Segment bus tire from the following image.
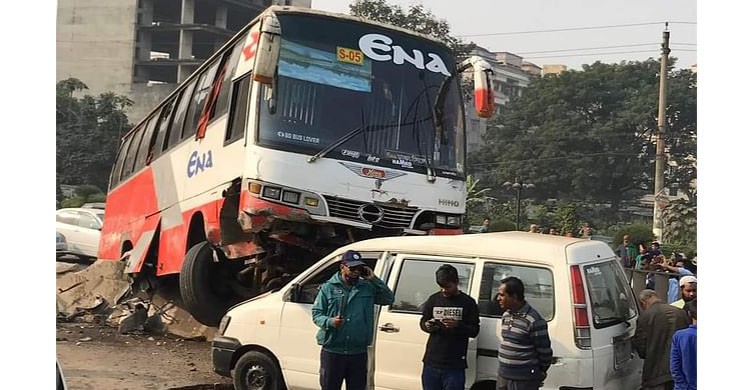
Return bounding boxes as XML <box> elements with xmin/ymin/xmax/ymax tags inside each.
<box><xmin>179</xmin><ymin>241</ymin><xmax>232</xmax><ymax>326</ymax></box>
<box><xmin>233</xmin><ymin>350</ymin><xmax>284</xmax><ymax>390</ymax></box>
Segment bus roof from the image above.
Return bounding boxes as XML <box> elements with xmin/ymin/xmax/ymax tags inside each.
<box><xmin>331</xmin><ymin>231</ymin><xmax>616</xmax><ymax>265</ymax></box>
<box><xmin>121</xmin><ymin>5</ymin><xmax>454</xmax><ymax>140</ymax></box>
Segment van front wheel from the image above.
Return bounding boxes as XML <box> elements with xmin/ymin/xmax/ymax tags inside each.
<box><xmin>233</xmin><ymin>351</ymin><xmax>284</xmax><ymax>390</ymax></box>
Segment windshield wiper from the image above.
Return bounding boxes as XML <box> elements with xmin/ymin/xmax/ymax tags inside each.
<box><xmin>307</xmin><ymin>123</ymin><xmax>383</xmax><ymax>163</ymax></box>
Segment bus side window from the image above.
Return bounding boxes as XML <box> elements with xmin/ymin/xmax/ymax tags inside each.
<box><xmin>182</xmin><ymin>59</ymin><xmax>220</xmax><ymax>140</ymax></box>
<box><xmin>167</xmin><ymin>79</ymin><xmax>197</xmax><ymax>150</ymax></box>
<box><xmin>110</xmin><ymin>133</ymin><xmax>134</xmax><ymax>189</ymax></box>
<box><xmin>225</xmin><ymin>73</ymin><xmax>252</xmax><ymax>145</ymax></box>
<box><xmin>121</xmin><ymin>125</ymin><xmax>146</xmax><ymax>179</ymax></box>
<box><xmin>213</xmin><ymin>34</ymin><xmax>246</xmax><ymax>119</ymax></box>
<box><xmin>153</xmin><ymin>97</ymin><xmax>178</xmax><ymax>159</ymax></box>
<box><xmin>134</xmin><ymin>114</ymin><xmax>159</xmax><ymax>170</ymax></box>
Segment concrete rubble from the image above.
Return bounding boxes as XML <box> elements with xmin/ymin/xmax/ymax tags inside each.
<box><xmin>56</xmin><ymin>260</ymin><xmax>217</xmax><ymax>340</ymax></box>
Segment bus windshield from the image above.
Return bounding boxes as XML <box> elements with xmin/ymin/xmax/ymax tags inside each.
<box><xmin>258</xmin><ymin>13</ymin><xmax>465</xmax><ymax>177</ymax></box>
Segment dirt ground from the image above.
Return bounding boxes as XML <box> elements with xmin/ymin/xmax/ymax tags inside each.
<box><xmin>56</xmin><ymin>318</ymin><xmax>233</xmax><ymax>390</ymax></box>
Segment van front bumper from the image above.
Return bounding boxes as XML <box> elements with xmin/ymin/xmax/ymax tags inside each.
<box><xmin>212</xmin><ymin>336</ymin><xmax>241</xmax><ymax>377</ymax></box>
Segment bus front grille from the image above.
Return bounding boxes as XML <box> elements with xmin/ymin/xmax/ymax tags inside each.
<box><xmin>323</xmin><ymin>196</ymin><xmax>418</xmax><ymax>229</ymax></box>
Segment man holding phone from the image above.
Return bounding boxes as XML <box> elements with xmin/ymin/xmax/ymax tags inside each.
<box><xmin>419</xmin><ymin>264</ymin><xmax>480</xmax><ymax>390</ymax></box>
<box><xmin>311</xmin><ymin>250</ymin><xmax>394</xmax><ymax>390</ymax></box>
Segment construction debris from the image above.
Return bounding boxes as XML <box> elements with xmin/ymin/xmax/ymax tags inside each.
<box><xmin>56</xmin><ymin>260</ymin><xmax>217</xmax><ymax>340</ymax></box>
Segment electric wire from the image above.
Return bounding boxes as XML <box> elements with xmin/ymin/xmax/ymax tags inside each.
<box><xmin>457</xmin><ymin>21</ymin><xmax>697</xmax><ymax>38</ymax></box>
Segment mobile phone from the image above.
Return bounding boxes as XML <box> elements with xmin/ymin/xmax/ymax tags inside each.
<box><xmin>428</xmin><ymin>318</ymin><xmax>445</xmax><ymax>327</ymax></box>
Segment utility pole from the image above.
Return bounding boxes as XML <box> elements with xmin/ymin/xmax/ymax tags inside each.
<box><xmin>653</xmin><ymin>23</ymin><xmax>670</xmax><ymax>243</ymax></box>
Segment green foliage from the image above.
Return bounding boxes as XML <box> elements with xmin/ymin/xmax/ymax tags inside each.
<box><xmin>469</xmin><ymin>59</ymin><xmax>697</xmax><ymax>214</ymax></box>
<box><xmin>661</xmin><ymin>198</ymin><xmax>697</xmax><ymax>258</ymax></box>
<box><xmin>465</xmin><ymin>175</ymin><xmax>491</xmax><ymax>206</ymax></box>
<box><xmin>57</xmin><ymin>78</ymin><xmax>133</xmax><ymax>192</ymax></box>
<box><xmin>488</xmin><ymin>218</ymin><xmax>516</xmax><ymax>232</ymax></box>
<box><xmin>59</xmin><ymin>184</ymin><xmax>106</xmax><ymax>209</ymax></box>
<box><xmin>553</xmin><ymin>201</ymin><xmax>580</xmax><ymax>236</ymax></box>
<box><xmin>611</xmin><ymin>222</ymin><xmax>654</xmax><ymax>249</ymax></box>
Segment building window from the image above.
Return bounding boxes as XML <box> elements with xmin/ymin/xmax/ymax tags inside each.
<box><xmin>470</xmin><ymin>119</ymin><xmax>480</xmax><ymax>132</ymax></box>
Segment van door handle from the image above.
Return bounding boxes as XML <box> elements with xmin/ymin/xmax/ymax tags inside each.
<box><xmin>378</xmin><ymin>323</ymin><xmax>399</xmax><ymax>333</ymax></box>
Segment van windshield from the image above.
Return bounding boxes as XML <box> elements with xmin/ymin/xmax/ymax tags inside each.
<box><xmin>583</xmin><ymin>260</ymin><xmax>638</xmax><ymax>328</ymax></box>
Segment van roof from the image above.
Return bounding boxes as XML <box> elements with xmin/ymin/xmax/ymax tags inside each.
<box><xmin>337</xmin><ymin>232</ymin><xmax>615</xmax><ymax>264</ymax></box>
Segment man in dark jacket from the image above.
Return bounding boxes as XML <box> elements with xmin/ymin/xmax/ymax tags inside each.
<box><xmin>311</xmin><ymin>250</ymin><xmax>394</xmax><ymax>390</ymax></box>
<box><xmin>419</xmin><ymin>264</ymin><xmax>480</xmax><ymax>390</ymax></box>
<box><xmin>633</xmin><ymin>289</ymin><xmax>690</xmax><ymax>390</ymax></box>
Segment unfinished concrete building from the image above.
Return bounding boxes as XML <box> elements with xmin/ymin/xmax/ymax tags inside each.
<box><xmin>57</xmin><ymin>0</ymin><xmax>312</xmax><ymax>123</ymax></box>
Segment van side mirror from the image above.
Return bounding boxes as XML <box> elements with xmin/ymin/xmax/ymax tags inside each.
<box><xmin>253</xmin><ymin>13</ymin><xmax>281</xmax><ymax>85</ymax></box>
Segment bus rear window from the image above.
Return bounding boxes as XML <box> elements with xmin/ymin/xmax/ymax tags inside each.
<box><xmin>583</xmin><ymin>260</ymin><xmax>638</xmax><ymax>328</ymax></box>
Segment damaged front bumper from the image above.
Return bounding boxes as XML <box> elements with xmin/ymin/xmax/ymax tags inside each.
<box><xmin>211</xmin><ymin>336</ymin><xmax>241</xmax><ymax>377</ymax></box>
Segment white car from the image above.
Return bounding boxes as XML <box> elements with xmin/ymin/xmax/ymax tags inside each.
<box><xmin>55</xmin><ymin>207</ymin><xmax>105</xmax><ymax>260</ymax></box>
<box><xmin>56</xmin><ymin>231</ymin><xmax>68</xmax><ymax>257</ymax></box>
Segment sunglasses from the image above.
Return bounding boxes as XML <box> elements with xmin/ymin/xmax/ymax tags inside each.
<box><xmin>347</xmin><ymin>265</ymin><xmax>365</xmax><ymax>273</ymax></box>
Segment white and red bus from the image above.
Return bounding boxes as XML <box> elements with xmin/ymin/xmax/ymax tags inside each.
<box><xmin>99</xmin><ymin>5</ymin><xmax>494</xmax><ymax>326</ymax></box>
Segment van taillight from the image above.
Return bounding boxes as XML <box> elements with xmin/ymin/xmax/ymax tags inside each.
<box><xmin>570</xmin><ymin>265</ymin><xmax>591</xmax><ymax>349</ymax></box>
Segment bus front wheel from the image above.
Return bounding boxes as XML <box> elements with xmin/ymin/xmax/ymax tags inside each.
<box><xmin>179</xmin><ymin>241</ymin><xmax>237</xmax><ymax>326</ymax></box>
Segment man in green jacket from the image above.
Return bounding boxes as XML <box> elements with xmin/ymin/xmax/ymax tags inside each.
<box><xmin>311</xmin><ymin>250</ymin><xmax>394</xmax><ymax>390</ymax></box>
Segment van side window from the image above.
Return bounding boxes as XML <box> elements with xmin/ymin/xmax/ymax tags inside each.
<box><xmin>391</xmin><ymin>260</ymin><xmax>474</xmax><ymax>313</ymax></box>
<box><xmin>295</xmin><ymin>255</ymin><xmax>379</xmax><ymax>304</ymax></box>
<box><xmin>478</xmin><ymin>263</ymin><xmax>554</xmax><ymax>320</ymax></box>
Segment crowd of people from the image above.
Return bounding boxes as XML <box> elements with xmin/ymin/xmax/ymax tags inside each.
<box><xmin>311</xmin><ymin>251</ymin><xmax>552</xmax><ymax>390</ymax></box>
<box><xmin>526</xmin><ymin>222</ymin><xmax>593</xmax><ymax>238</ymax></box>
<box><xmin>615</xmin><ymin>234</ymin><xmax>697</xmax><ymax>390</ymax></box>
<box><xmin>310</xmin><ymin>245</ymin><xmax>696</xmax><ymax>390</ymax></box>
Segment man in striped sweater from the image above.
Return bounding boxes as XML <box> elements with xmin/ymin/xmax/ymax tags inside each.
<box><xmin>495</xmin><ymin>276</ymin><xmax>552</xmax><ymax>390</ymax></box>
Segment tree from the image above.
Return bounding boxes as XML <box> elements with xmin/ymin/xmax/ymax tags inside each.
<box><xmin>470</xmin><ymin>59</ymin><xmax>697</xmax><ymax>219</ymax></box>
<box><xmin>349</xmin><ymin>0</ymin><xmax>474</xmax><ymax>59</ymax></box>
<box><xmin>57</xmin><ymin>78</ymin><xmax>133</xmax><ymax>193</ymax></box>
<box><xmin>60</xmin><ymin>184</ymin><xmax>106</xmax><ymax>208</ymax></box>
<box><xmin>553</xmin><ymin>201</ymin><xmax>581</xmax><ymax>236</ymax></box>
<box><xmin>660</xmin><ymin>198</ymin><xmax>697</xmax><ymax>258</ymax></box>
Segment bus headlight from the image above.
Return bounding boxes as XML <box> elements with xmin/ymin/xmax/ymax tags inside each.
<box><xmin>282</xmin><ymin>190</ymin><xmax>301</xmax><ymax>204</ymax></box>
<box><xmin>262</xmin><ymin>186</ymin><xmax>282</xmax><ymax>200</ymax></box>
<box><xmin>446</xmin><ymin>216</ymin><xmax>462</xmax><ymax>226</ymax></box>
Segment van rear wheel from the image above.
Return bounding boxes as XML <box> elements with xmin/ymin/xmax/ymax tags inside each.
<box><xmin>233</xmin><ymin>351</ymin><xmax>284</xmax><ymax>390</ymax></box>
<box><xmin>179</xmin><ymin>241</ymin><xmax>238</xmax><ymax>326</ymax></box>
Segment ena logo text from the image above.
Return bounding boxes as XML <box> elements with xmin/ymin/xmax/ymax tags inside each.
<box><xmin>358</xmin><ymin>33</ymin><xmax>451</xmax><ymax>77</ymax></box>
<box><xmin>187</xmin><ymin>150</ymin><xmax>214</xmax><ymax>178</ymax></box>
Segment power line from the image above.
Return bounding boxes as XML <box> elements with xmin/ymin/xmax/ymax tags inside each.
<box><xmin>524</xmin><ymin>48</ymin><xmax>695</xmax><ymax>59</ymax></box>
<box><xmin>516</xmin><ymin>43</ymin><xmax>659</xmax><ymax>55</ymax></box>
<box><xmin>457</xmin><ymin>21</ymin><xmax>696</xmax><ymax>38</ymax></box>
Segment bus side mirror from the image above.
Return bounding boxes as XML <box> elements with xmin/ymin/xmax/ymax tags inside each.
<box><xmin>253</xmin><ymin>13</ymin><xmax>281</xmax><ymax>85</ymax></box>
<box><xmin>473</xmin><ymin>68</ymin><xmax>494</xmax><ymax>118</ymax></box>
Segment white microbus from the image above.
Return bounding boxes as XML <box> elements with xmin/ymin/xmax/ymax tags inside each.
<box><xmin>99</xmin><ymin>5</ymin><xmax>494</xmax><ymax>326</ymax></box>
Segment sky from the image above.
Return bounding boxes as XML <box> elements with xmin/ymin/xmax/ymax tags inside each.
<box><xmin>312</xmin><ymin>0</ymin><xmax>697</xmax><ymax>71</ymax></box>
